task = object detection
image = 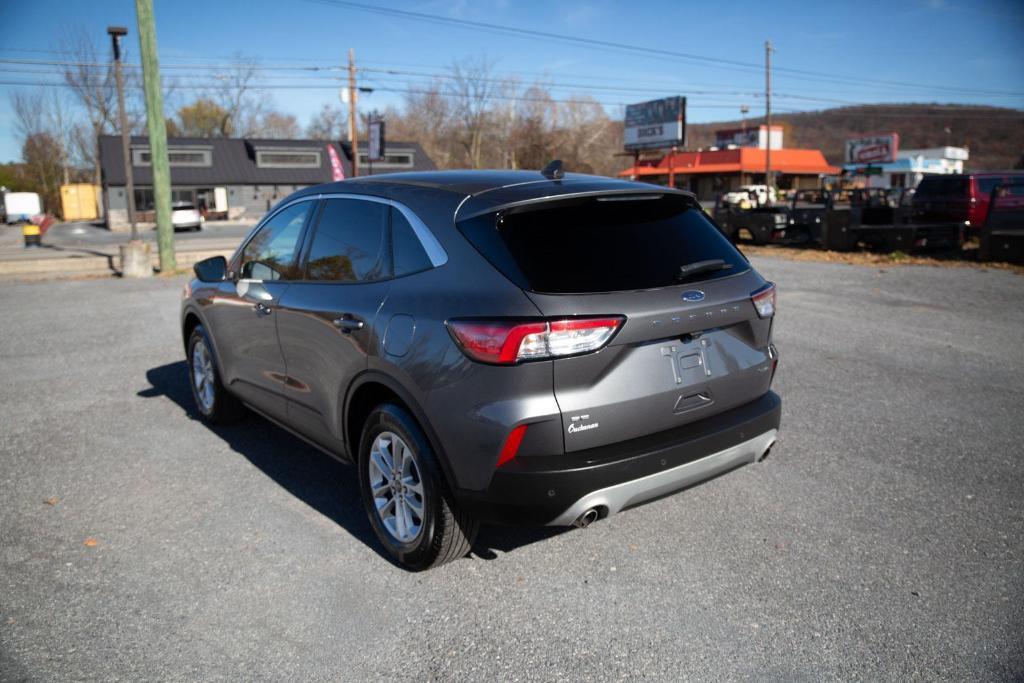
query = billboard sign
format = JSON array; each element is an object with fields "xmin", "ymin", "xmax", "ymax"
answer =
[
  {"xmin": 624, "ymin": 96, "xmax": 686, "ymax": 151},
  {"xmin": 845, "ymin": 133, "xmax": 899, "ymax": 164},
  {"xmin": 715, "ymin": 127, "xmax": 760, "ymax": 148},
  {"xmin": 368, "ymin": 119, "xmax": 386, "ymax": 162}
]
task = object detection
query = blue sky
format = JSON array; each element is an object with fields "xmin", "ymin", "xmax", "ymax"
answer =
[{"xmin": 1, "ymin": 0, "xmax": 1022, "ymax": 162}]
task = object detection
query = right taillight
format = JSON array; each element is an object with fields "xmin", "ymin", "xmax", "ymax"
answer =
[
  {"xmin": 751, "ymin": 283, "xmax": 776, "ymax": 318},
  {"xmin": 447, "ymin": 317, "xmax": 624, "ymax": 365}
]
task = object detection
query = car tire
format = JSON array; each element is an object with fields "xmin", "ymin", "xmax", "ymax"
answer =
[
  {"xmin": 187, "ymin": 324, "xmax": 245, "ymax": 424},
  {"xmin": 358, "ymin": 404, "xmax": 478, "ymax": 570}
]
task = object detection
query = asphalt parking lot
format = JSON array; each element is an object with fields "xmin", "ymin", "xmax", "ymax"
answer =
[{"xmin": 1, "ymin": 257, "xmax": 1022, "ymax": 680}]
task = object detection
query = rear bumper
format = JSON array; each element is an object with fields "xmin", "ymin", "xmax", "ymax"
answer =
[{"xmin": 455, "ymin": 391, "xmax": 781, "ymax": 526}]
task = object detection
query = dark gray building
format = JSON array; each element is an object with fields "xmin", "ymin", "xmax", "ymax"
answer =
[{"xmin": 98, "ymin": 135, "xmax": 436, "ymax": 230}]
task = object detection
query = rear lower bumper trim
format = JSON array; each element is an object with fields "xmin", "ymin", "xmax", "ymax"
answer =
[{"xmin": 547, "ymin": 428, "xmax": 777, "ymax": 526}]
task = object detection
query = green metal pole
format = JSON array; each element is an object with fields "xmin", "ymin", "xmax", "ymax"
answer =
[{"xmin": 135, "ymin": 0, "xmax": 175, "ymax": 271}]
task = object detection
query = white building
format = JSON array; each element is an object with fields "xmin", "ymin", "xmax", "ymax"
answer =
[{"xmin": 843, "ymin": 146, "xmax": 968, "ymax": 189}]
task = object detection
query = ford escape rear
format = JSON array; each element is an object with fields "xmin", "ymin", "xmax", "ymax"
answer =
[{"xmin": 181, "ymin": 169, "xmax": 781, "ymax": 570}]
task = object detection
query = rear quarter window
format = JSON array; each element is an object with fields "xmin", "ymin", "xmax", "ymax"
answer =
[
  {"xmin": 458, "ymin": 194, "xmax": 748, "ymax": 294},
  {"xmin": 915, "ymin": 177, "xmax": 968, "ymax": 198}
]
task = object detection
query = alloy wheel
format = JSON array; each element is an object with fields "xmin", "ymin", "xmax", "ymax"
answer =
[
  {"xmin": 191, "ymin": 338, "xmax": 216, "ymax": 413},
  {"xmin": 368, "ymin": 431, "xmax": 425, "ymax": 543}
]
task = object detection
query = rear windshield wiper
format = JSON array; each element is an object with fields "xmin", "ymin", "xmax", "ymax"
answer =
[{"xmin": 675, "ymin": 259, "xmax": 732, "ymax": 283}]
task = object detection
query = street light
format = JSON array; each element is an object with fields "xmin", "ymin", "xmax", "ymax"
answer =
[{"xmin": 108, "ymin": 25, "xmax": 138, "ymax": 243}]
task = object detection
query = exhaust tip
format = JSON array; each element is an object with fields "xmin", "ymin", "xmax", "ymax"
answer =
[
  {"xmin": 573, "ymin": 508, "xmax": 600, "ymax": 529},
  {"xmin": 758, "ymin": 444, "xmax": 774, "ymax": 463}
]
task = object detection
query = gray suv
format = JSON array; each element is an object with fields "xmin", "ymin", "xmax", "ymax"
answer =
[{"xmin": 181, "ymin": 169, "xmax": 781, "ymax": 570}]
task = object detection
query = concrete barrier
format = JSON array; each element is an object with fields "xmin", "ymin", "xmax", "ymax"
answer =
[{"xmin": 0, "ymin": 248, "xmax": 235, "ymax": 279}]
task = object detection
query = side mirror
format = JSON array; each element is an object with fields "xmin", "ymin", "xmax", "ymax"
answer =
[{"xmin": 194, "ymin": 255, "xmax": 227, "ymax": 282}]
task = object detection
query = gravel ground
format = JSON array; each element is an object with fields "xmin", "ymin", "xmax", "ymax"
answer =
[{"xmin": 1, "ymin": 257, "xmax": 1021, "ymax": 681}]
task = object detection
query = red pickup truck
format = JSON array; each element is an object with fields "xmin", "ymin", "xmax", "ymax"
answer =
[{"xmin": 911, "ymin": 172, "xmax": 1024, "ymax": 228}]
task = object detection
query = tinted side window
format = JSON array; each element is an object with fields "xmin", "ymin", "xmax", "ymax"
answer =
[
  {"xmin": 239, "ymin": 201, "xmax": 310, "ymax": 280},
  {"xmin": 977, "ymin": 177, "xmax": 1002, "ymax": 195},
  {"xmin": 392, "ymin": 208, "xmax": 433, "ymax": 276},
  {"xmin": 305, "ymin": 198, "xmax": 388, "ymax": 282}
]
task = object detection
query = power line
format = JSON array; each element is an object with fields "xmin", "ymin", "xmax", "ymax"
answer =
[
  {"xmin": 300, "ymin": 0, "xmax": 1024, "ymax": 98},
  {"xmin": 3, "ymin": 77, "xmax": 1022, "ymax": 121},
  {"xmin": 6, "ymin": 58, "xmax": 1022, "ymax": 112},
  {"xmin": 6, "ymin": 56, "xmax": 1024, "ymax": 111}
]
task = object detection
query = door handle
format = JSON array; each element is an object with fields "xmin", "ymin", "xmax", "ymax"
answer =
[
  {"xmin": 255, "ymin": 301, "xmax": 273, "ymax": 317},
  {"xmin": 333, "ymin": 315, "xmax": 365, "ymax": 332}
]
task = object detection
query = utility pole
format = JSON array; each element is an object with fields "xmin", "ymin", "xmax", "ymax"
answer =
[
  {"xmin": 135, "ymin": 0, "xmax": 175, "ymax": 271},
  {"xmin": 764, "ymin": 40, "xmax": 773, "ymax": 199},
  {"xmin": 108, "ymin": 26, "xmax": 137, "ymax": 241},
  {"xmin": 348, "ymin": 49, "xmax": 359, "ymax": 178}
]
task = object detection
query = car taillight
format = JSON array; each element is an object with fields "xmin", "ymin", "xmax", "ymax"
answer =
[
  {"xmin": 751, "ymin": 283, "xmax": 776, "ymax": 318},
  {"xmin": 447, "ymin": 317, "xmax": 624, "ymax": 365}
]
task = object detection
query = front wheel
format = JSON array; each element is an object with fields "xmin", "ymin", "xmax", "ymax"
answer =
[
  {"xmin": 187, "ymin": 324, "xmax": 244, "ymax": 424},
  {"xmin": 358, "ymin": 404, "xmax": 478, "ymax": 570}
]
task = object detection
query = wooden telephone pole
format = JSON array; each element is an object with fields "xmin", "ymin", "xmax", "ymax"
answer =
[
  {"xmin": 135, "ymin": 0, "xmax": 175, "ymax": 271},
  {"xmin": 348, "ymin": 49, "xmax": 359, "ymax": 178},
  {"xmin": 764, "ymin": 40, "xmax": 774, "ymax": 198}
]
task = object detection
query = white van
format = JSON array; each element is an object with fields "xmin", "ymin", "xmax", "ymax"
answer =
[{"xmin": 3, "ymin": 192, "xmax": 42, "ymax": 223}]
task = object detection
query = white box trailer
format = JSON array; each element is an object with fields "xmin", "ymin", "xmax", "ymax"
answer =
[{"xmin": 3, "ymin": 192, "xmax": 42, "ymax": 223}]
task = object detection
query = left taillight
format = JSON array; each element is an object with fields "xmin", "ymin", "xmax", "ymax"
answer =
[
  {"xmin": 751, "ymin": 283, "xmax": 776, "ymax": 318},
  {"xmin": 447, "ymin": 316, "xmax": 624, "ymax": 365}
]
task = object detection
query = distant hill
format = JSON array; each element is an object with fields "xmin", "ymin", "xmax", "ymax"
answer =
[{"xmin": 684, "ymin": 104, "xmax": 1024, "ymax": 171}]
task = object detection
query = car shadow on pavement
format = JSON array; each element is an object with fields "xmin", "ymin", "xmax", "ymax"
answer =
[{"xmin": 139, "ymin": 361, "xmax": 566, "ymax": 567}]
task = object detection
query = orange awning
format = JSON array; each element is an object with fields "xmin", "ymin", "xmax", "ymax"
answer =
[{"xmin": 620, "ymin": 147, "xmax": 838, "ymax": 177}]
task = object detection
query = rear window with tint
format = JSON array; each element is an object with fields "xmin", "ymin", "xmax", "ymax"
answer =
[
  {"xmin": 457, "ymin": 194, "xmax": 748, "ymax": 293},
  {"xmin": 915, "ymin": 176, "xmax": 968, "ymax": 198}
]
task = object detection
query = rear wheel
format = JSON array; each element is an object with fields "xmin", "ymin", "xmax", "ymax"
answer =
[
  {"xmin": 358, "ymin": 404, "xmax": 478, "ymax": 570},
  {"xmin": 187, "ymin": 324, "xmax": 244, "ymax": 423}
]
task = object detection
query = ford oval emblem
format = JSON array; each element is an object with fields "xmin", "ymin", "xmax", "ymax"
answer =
[{"xmin": 681, "ymin": 290, "xmax": 705, "ymax": 303}]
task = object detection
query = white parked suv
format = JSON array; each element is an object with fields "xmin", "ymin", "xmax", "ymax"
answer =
[{"xmin": 171, "ymin": 202, "xmax": 203, "ymax": 231}]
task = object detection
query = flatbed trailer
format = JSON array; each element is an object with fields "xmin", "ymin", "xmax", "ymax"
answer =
[
  {"xmin": 712, "ymin": 198, "xmax": 790, "ymax": 245},
  {"xmin": 818, "ymin": 188, "xmax": 962, "ymax": 253}
]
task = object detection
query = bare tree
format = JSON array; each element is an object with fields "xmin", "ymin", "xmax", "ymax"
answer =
[
  {"xmin": 511, "ymin": 85, "xmax": 557, "ymax": 170},
  {"xmin": 446, "ymin": 57, "xmax": 499, "ymax": 168},
  {"xmin": 385, "ymin": 82, "xmax": 455, "ymax": 168},
  {"xmin": 10, "ymin": 90, "xmax": 47, "ymax": 142},
  {"xmin": 306, "ymin": 103, "xmax": 348, "ymax": 140},
  {"xmin": 254, "ymin": 111, "xmax": 300, "ymax": 139},
  {"xmin": 489, "ymin": 77, "xmax": 521, "ymax": 168},
  {"xmin": 209, "ymin": 55, "xmax": 266, "ymax": 137},
  {"xmin": 554, "ymin": 95, "xmax": 618, "ymax": 175},
  {"xmin": 361, "ymin": 56, "xmax": 623, "ymax": 177},
  {"xmin": 48, "ymin": 91, "xmax": 74, "ymax": 184},
  {"xmin": 57, "ymin": 28, "xmax": 119, "ymax": 186},
  {"xmin": 21, "ymin": 133, "xmax": 65, "ymax": 214}
]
